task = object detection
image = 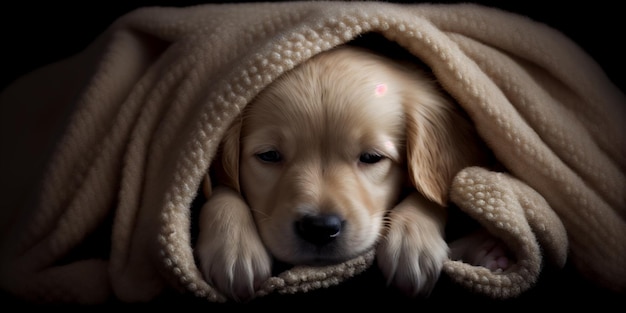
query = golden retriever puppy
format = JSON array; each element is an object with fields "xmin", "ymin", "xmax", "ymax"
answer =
[{"xmin": 195, "ymin": 45, "xmax": 508, "ymax": 302}]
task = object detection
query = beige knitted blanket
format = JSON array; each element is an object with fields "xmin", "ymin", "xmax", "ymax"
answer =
[{"xmin": 1, "ymin": 1, "xmax": 624, "ymax": 304}]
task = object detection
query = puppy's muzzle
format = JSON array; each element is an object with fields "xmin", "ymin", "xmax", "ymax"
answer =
[{"xmin": 295, "ymin": 214, "xmax": 345, "ymax": 246}]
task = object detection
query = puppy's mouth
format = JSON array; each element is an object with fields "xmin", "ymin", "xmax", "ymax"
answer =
[{"xmin": 265, "ymin": 213, "xmax": 377, "ymax": 267}]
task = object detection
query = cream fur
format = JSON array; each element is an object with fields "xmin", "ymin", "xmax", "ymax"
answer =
[{"xmin": 196, "ymin": 46, "xmax": 500, "ymax": 301}]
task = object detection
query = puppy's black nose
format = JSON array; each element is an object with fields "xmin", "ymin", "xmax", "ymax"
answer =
[{"xmin": 295, "ymin": 214, "xmax": 344, "ymax": 246}]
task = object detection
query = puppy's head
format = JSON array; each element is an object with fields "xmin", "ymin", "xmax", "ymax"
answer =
[{"xmin": 211, "ymin": 46, "xmax": 484, "ymax": 266}]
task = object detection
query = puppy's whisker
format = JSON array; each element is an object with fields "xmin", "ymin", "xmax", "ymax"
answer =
[
  {"xmin": 250, "ymin": 208, "xmax": 270, "ymax": 219},
  {"xmin": 250, "ymin": 208, "xmax": 272, "ymax": 225},
  {"xmin": 377, "ymin": 215, "xmax": 394, "ymax": 242}
]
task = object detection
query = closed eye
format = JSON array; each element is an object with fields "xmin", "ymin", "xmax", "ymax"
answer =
[
  {"xmin": 256, "ymin": 150, "xmax": 282, "ymax": 163},
  {"xmin": 359, "ymin": 152, "xmax": 385, "ymax": 164}
]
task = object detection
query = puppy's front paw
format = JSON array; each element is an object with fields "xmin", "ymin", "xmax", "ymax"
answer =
[
  {"xmin": 449, "ymin": 228, "xmax": 512, "ymax": 272},
  {"xmin": 377, "ymin": 194, "xmax": 448, "ymax": 297},
  {"xmin": 195, "ymin": 187, "xmax": 272, "ymax": 302}
]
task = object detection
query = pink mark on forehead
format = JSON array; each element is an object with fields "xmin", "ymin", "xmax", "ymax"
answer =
[
  {"xmin": 375, "ymin": 83, "xmax": 388, "ymax": 97},
  {"xmin": 383, "ymin": 140, "xmax": 395, "ymax": 150},
  {"xmin": 382, "ymin": 139, "xmax": 400, "ymax": 160}
]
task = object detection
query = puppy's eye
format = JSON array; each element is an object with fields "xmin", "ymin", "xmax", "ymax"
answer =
[
  {"xmin": 256, "ymin": 150, "xmax": 282, "ymax": 163},
  {"xmin": 359, "ymin": 152, "xmax": 384, "ymax": 164}
]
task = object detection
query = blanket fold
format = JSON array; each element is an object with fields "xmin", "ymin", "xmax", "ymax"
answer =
[{"xmin": 1, "ymin": 1, "xmax": 624, "ymax": 304}]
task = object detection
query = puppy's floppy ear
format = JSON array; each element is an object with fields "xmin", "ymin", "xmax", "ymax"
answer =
[
  {"xmin": 203, "ymin": 117, "xmax": 242, "ymax": 198},
  {"xmin": 403, "ymin": 84, "xmax": 485, "ymax": 206}
]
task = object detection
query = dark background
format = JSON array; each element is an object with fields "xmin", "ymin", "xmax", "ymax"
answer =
[{"xmin": 1, "ymin": 0, "xmax": 624, "ymax": 309}]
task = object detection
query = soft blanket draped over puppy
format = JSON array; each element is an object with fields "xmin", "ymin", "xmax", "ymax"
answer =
[{"xmin": 0, "ymin": 1, "xmax": 624, "ymax": 304}]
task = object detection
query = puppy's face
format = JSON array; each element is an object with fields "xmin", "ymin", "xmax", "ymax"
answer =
[
  {"xmin": 240, "ymin": 51, "xmax": 407, "ymax": 265},
  {"xmin": 218, "ymin": 46, "xmax": 482, "ymax": 266}
]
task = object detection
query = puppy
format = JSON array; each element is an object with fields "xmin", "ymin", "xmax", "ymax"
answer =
[{"xmin": 195, "ymin": 45, "xmax": 510, "ymax": 301}]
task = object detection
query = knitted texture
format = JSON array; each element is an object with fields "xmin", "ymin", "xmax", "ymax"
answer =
[{"xmin": 0, "ymin": 1, "xmax": 624, "ymax": 304}]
